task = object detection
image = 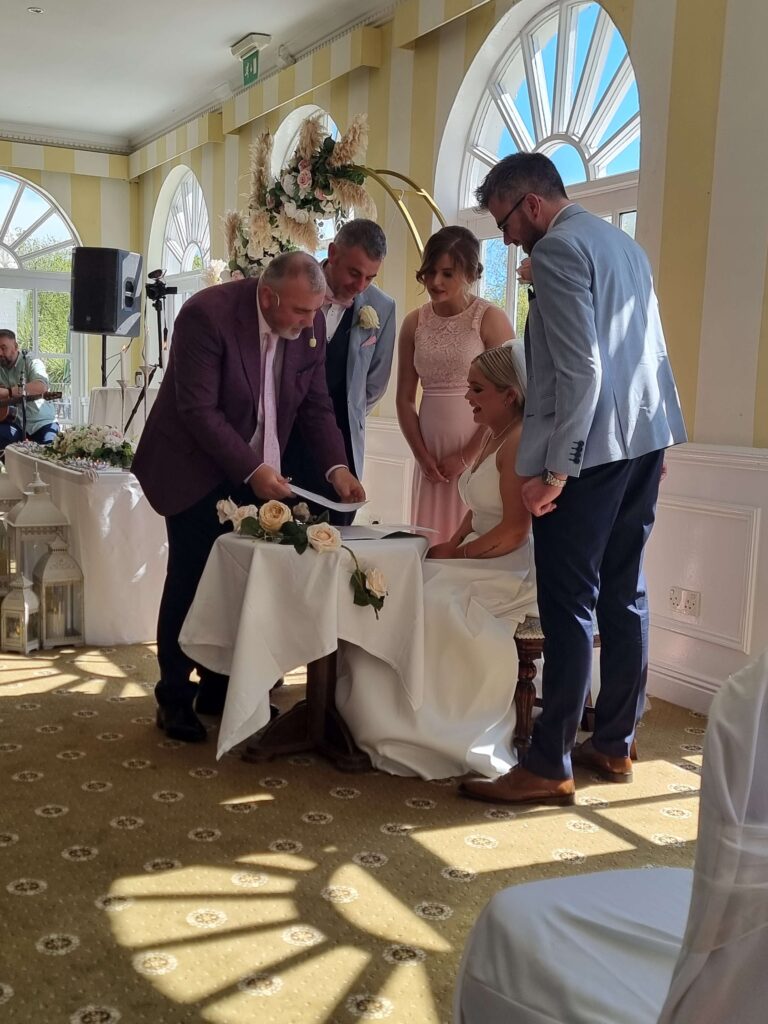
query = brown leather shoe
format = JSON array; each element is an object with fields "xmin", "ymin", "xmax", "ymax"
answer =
[
  {"xmin": 572, "ymin": 738, "xmax": 633, "ymax": 783},
  {"xmin": 459, "ymin": 765, "xmax": 575, "ymax": 806}
]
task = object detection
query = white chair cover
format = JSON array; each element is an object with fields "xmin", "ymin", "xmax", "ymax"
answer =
[
  {"xmin": 453, "ymin": 868, "xmax": 692, "ymax": 1024},
  {"xmin": 454, "ymin": 650, "xmax": 768, "ymax": 1024},
  {"xmin": 656, "ymin": 650, "xmax": 768, "ymax": 1024}
]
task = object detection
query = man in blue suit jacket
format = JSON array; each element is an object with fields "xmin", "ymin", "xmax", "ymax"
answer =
[
  {"xmin": 463, "ymin": 153, "xmax": 687, "ymax": 806},
  {"xmin": 282, "ymin": 219, "xmax": 396, "ymax": 524}
]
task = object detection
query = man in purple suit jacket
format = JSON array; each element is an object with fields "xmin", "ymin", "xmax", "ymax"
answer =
[{"xmin": 133, "ymin": 252, "xmax": 365, "ymax": 742}]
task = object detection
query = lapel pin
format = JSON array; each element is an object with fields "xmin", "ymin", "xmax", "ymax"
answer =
[{"xmin": 309, "ymin": 337, "xmax": 317, "ymax": 348}]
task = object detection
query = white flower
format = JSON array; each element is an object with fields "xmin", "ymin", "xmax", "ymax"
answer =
[
  {"xmin": 231, "ymin": 504, "xmax": 260, "ymax": 530},
  {"xmin": 283, "ymin": 200, "xmax": 311, "ymax": 224},
  {"xmin": 293, "ymin": 502, "xmax": 311, "ymax": 523},
  {"xmin": 357, "ymin": 305, "xmax": 379, "ymax": 331},
  {"xmin": 201, "ymin": 259, "xmax": 227, "ymax": 287},
  {"xmin": 216, "ymin": 498, "xmax": 239, "ymax": 525},
  {"xmin": 306, "ymin": 523, "xmax": 342, "ymax": 553},
  {"xmin": 258, "ymin": 501, "xmax": 293, "ymax": 532},
  {"xmin": 247, "ymin": 239, "xmax": 265, "ymax": 261},
  {"xmin": 364, "ymin": 568, "xmax": 387, "ymax": 599},
  {"xmin": 281, "ymin": 173, "xmax": 297, "ymax": 196}
]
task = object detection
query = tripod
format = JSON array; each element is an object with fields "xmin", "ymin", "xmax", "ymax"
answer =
[{"xmin": 124, "ymin": 276, "xmax": 175, "ymax": 435}]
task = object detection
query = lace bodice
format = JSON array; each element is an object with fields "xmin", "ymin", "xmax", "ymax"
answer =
[{"xmin": 413, "ymin": 297, "xmax": 491, "ymax": 389}]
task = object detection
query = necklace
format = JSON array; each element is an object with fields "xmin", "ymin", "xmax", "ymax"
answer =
[
  {"xmin": 489, "ymin": 423, "xmax": 513, "ymax": 440},
  {"xmin": 469, "ymin": 423, "xmax": 514, "ymax": 474}
]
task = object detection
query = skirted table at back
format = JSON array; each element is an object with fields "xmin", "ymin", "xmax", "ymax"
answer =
[{"xmin": 5, "ymin": 446, "xmax": 167, "ymax": 645}]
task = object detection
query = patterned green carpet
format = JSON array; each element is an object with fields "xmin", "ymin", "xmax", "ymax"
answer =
[{"xmin": 0, "ymin": 645, "xmax": 702, "ymax": 1023}]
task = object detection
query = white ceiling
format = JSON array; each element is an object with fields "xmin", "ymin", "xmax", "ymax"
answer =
[{"xmin": 2, "ymin": 0, "xmax": 392, "ymax": 151}]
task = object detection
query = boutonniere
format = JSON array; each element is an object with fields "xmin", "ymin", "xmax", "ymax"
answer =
[
  {"xmin": 356, "ymin": 305, "xmax": 379, "ymax": 331},
  {"xmin": 308, "ymin": 337, "xmax": 317, "ymax": 348}
]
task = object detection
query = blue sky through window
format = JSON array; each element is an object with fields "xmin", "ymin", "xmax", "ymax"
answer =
[{"xmin": 483, "ymin": 1, "xmax": 639, "ymax": 180}]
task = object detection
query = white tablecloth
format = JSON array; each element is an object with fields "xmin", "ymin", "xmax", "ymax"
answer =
[
  {"xmin": 5, "ymin": 446, "xmax": 167, "ymax": 646},
  {"xmin": 180, "ymin": 533, "xmax": 428, "ymax": 758},
  {"xmin": 88, "ymin": 386, "xmax": 160, "ymax": 442}
]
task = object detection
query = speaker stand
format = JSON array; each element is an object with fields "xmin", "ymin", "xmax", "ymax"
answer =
[{"xmin": 101, "ymin": 334, "xmax": 108, "ymax": 387}]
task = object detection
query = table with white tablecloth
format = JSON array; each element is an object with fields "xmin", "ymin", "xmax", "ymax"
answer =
[
  {"xmin": 180, "ymin": 532, "xmax": 428, "ymax": 761},
  {"xmin": 5, "ymin": 446, "xmax": 167, "ymax": 646},
  {"xmin": 88, "ymin": 386, "xmax": 160, "ymax": 442}
]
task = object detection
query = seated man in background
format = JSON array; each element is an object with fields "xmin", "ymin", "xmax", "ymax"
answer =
[{"xmin": 0, "ymin": 329, "xmax": 59, "ymax": 450}]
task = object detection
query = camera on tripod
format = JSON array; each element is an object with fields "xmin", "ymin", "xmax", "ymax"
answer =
[{"xmin": 145, "ymin": 268, "xmax": 177, "ymax": 303}]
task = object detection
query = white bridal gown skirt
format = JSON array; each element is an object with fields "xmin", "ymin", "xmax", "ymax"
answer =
[{"xmin": 336, "ymin": 540, "xmax": 538, "ymax": 780}]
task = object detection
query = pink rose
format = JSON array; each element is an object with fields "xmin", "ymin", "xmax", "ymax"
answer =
[
  {"xmin": 296, "ymin": 168, "xmax": 312, "ymax": 191},
  {"xmin": 299, "ymin": 159, "xmax": 311, "ymax": 172}
]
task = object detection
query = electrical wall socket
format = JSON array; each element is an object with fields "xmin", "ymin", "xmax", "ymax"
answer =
[{"xmin": 669, "ymin": 586, "xmax": 701, "ymax": 618}]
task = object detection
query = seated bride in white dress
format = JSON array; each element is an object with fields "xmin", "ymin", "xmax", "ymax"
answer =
[{"xmin": 336, "ymin": 341, "xmax": 537, "ymax": 779}]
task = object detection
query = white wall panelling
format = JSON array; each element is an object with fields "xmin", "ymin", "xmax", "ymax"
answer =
[{"xmin": 645, "ymin": 443, "xmax": 768, "ymax": 710}]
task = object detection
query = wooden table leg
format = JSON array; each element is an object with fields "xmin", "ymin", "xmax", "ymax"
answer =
[
  {"xmin": 513, "ymin": 654, "xmax": 538, "ymax": 754},
  {"xmin": 242, "ymin": 651, "xmax": 371, "ymax": 773}
]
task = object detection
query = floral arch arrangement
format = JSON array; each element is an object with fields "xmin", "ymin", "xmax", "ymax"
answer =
[{"xmin": 224, "ymin": 114, "xmax": 376, "ymax": 278}]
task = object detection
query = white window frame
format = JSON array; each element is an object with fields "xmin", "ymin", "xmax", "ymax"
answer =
[
  {"xmin": 460, "ymin": 172, "xmax": 638, "ymax": 325},
  {"xmin": 0, "ymin": 172, "xmax": 84, "ymax": 424}
]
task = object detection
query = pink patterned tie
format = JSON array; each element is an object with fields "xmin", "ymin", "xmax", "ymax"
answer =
[{"xmin": 260, "ymin": 331, "xmax": 281, "ymax": 473}]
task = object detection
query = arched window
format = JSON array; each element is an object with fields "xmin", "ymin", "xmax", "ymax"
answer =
[
  {"xmin": 0, "ymin": 172, "xmax": 81, "ymax": 423},
  {"xmin": 162, "ymin": 170, "xmax": 210, "ymax": 312},
  {"xmin": 448, "ymin": 0, "xmax": 640, "ymax": 336},
  {"xmin": 272, "ymin": 105, "xmax": 343, "ymax": 260},
  {"xmin": 146, "ymin": 169, "xmax": 211, "ymax": 361}
]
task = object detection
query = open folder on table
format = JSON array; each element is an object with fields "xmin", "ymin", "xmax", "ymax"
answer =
[{"xmin": 339, "ymin": 523, "xmax": 438, "ymax": 541}]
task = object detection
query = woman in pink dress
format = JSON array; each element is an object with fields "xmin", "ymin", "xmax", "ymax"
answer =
[{"xmin": 396, "ymin": 226, "xmax": 514, "ymax": 543}]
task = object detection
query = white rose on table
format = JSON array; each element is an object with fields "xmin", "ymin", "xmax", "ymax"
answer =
[
  {"xmin": 306, "ymin": 523, "xmax": 342, "ymax": 553},
  {"xmin": 216, "ymin": 498, "xmax": 240, "ymax": 525},
  {"xmin": 356, "ymin": 305, "xmax": 379, "ymax": 331},
  {"xmin": 258, "ymin": 500, "xmax": 293, "ymax": 532},
  {"xmin": 231, "ymin": 504, "xmax": 260, "ymax": 530},
  {"xmin": 365, "ymin": 567, "xmax": 387, "ymax": 599}
]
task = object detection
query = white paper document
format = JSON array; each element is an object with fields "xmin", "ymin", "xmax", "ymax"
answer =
[{"xmin": 289, "ymin": 483, "xmax": 367, "ymax": 513}]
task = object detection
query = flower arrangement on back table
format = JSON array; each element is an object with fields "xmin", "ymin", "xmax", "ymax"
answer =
[
  {"xmin": 26, "ymin": 425, "xmax": 134, "ymax": 470},
  {"xmin": 216, "ymin": 498, "xmax": 387, "ymax": 618},
  {"xmin": 223, "ymin": 113, "xmax": 377, "ymax": 277}
]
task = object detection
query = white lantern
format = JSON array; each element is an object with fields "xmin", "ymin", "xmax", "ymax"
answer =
[
  {"xmin": 33, "ymin": 537, "xmax": 84, "ymax": 648},
  {"xmin": 0, "ymin": 516, "xmax": 10, "ymax": 583},
  {"xmin": 1, "ymin": 575, "xmax": 40, "ymax": 654},
  {"xmin": 0, "ymin": 469, "xmax": 23, "ymax": 515},
  {"xmin": 0, "ymin": 467, "xmax": 22, "ymax": 595},
  {"xmin": 5, "ymin": 470, "xmax": 69, "ymax": 578}
]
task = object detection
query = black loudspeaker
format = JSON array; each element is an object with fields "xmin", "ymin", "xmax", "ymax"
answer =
[{"xmin": 69, "ymin": 247, "xmax": 143, "ymax": 337}]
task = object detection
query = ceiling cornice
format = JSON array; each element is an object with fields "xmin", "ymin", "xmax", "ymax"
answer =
[{"xmin": 0, "ymin": 121, "xmax": 130, "ymax": 155}]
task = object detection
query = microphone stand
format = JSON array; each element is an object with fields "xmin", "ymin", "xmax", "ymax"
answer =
[{"xmin": 19, "ymin": 350, "xmax": 28, "ymax": 441}]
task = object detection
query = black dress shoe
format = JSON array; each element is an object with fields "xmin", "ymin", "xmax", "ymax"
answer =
[{"xmin": 156, "ymin": 703, "xmax": 207, "ymax": 743}]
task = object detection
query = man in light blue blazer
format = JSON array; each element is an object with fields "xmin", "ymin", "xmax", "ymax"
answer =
[
  {"xmin": 462, "ymin": 153, "xmax": 687, "ymax": 806},
  {"xmin": 282, "ymin": 219, "xmax": 396, "ymax": 524}
]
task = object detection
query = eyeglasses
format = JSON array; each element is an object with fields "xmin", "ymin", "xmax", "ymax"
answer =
[{"xmin": 496, "ymin": 193, "xmax": 528, "ymax": 234}]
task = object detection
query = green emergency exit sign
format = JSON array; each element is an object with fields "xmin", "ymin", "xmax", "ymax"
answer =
[{"xmin": 242, "ymin": 51, "xmax": 259, "ymax": 87}]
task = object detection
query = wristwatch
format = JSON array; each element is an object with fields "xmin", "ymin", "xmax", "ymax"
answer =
[{"xmin": 542, "ymin": 469, "xmax": 567, "ymax": 487}]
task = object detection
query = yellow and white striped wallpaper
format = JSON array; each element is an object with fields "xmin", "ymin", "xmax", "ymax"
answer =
[{"xmin": 2, "ymin": 0, "xmax": 767, "ymax": 445}]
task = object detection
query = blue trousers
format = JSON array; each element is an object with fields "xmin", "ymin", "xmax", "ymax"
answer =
[
  {"xmin": 0, "ymin": 420, "xmax": 60, "ymax": 449},
  {"xmin": 525, "ymin": 449, "xmax": 665, "ymax": 780}
]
